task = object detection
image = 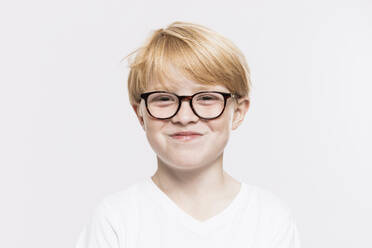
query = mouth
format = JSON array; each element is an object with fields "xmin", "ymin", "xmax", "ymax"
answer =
[{"xmin": 169, "ymin": 132, "xmax": 204, "ymax": 142}]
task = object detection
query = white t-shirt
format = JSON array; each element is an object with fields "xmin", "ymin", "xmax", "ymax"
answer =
[{"xmin": 76, "ymin": 178, "xmax": 301, "ymax": 248}]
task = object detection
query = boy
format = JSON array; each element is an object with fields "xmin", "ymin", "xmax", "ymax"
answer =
[{"xmin": 76, "ymin": 21, "xmax": 301, "ymax": 248}]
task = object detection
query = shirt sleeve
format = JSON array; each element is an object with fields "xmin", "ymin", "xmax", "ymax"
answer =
[
  {"xmin": 269, "ymin": 210, "xmax": 301, "ymax": 248},
  {"xmin": 75, "ymin": 200, "xmax": 121, "ymax": 248}
]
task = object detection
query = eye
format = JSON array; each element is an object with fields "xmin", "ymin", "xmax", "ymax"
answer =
[
  {"xmin": 199, "ymin": 95, "xmax": 216, "ymax": 100},
  {"xmin": 148, "ymin": 93, "xmax": 177, "ymax": 105},
  {"xmin": 154, "ymin": 96, "xmax": 173, "ymax": 102},
  {"xmin": 196, "ymin": 93, "xmax": 220, "ymax": 101}
]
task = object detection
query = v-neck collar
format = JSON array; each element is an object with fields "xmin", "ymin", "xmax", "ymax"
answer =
[{"xmin": 145, "ymin": 177, "xmax": 248, "ymax": 236}]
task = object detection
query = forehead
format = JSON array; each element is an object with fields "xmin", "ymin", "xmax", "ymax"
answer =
[
  {"xmin": 147, "ymin": 66, "xmax": 229, "ymax": 93},
  {"xmin": 148, "ymin": 81, "xmax": 228, "ymax": 93}
]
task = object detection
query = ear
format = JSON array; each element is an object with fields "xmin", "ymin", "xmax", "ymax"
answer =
[
  {"xmin": 231, "ymin": 97, "xmax": 250, "ymax": 130},
  {"xmin": 132, "ymin": 102, "xmax": 146, "ymax": 131}
]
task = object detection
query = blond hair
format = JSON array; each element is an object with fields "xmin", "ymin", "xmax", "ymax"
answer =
[{"xmin": 124, "ymin": 21, "xmax": 252, "ymax": 105}]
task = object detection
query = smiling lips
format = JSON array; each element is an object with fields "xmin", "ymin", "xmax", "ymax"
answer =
[{"xmin": 170, "ymin": 131, "xmax": 203, "ymax": 141}]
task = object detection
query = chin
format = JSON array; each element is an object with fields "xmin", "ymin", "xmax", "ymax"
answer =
[{"xmin": 159, "ymin": 155, "xmax": 209, "ymax": 171}]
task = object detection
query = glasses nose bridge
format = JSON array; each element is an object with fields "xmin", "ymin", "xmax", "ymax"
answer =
[
  {"xmin": 174, "ymin": 95, "xmax": 196, "ymax": 117},
  {"xmin": 178, "ymin": 95, "xmax": 194, "ymax": 108},
  {"xmin": 178, "ymin": 95, "xmax": 193, "ymax": 102}
]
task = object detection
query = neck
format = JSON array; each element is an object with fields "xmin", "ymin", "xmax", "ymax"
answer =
[{"xmin": 151, "ymin": 153, "xmax": 236, "ymax": 199}]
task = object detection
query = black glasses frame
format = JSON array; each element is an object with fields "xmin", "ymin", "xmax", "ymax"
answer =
[{"xmin": 140, "ymin": 91, "xmax": 238, "ymax": 120}]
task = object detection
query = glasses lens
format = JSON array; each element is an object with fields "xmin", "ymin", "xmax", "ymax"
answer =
[
  {"xmin": 192, "ymin": 92, "xmax": 225, "ymax": 118},
  {"xmin": 147, "ymin": 92, "xmax": 179, "ymax": 118}
]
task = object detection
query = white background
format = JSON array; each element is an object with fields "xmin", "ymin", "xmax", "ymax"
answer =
[{"xmin": 1, "ymin": 0, "xmax": 371, "ymax": 247}]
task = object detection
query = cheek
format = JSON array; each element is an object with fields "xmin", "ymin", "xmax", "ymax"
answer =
[
  {"xmin": 143, "ymin": 118, "xmax": 168, "ymax": 150},
  {"xmin": 208, "ymin": 106, "xmax": 234, "ymax": 134},
  {"xmin": 204, "ymin": 112, "xmax": 233, "ymax": 151}
]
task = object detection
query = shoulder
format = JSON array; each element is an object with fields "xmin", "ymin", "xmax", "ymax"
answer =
[
  {"xmin": 100, "ymin": 179, "xmax": 145, "ymax": 210},
  {"xmin": 76, "ymin": 182, "xmax": 146, "ymax": 248},
  {"xmin": 92, "ymin": 179, "xmax": 146, "ymax": 222},
  {"xmin": 246, "ymin": 183, "xmax": 292, "ymax": 214},
  {"xmin": 243, "ymin": 183, "xmax": 295, "ymax": 228},
  {"xmin": 242, "ymin": 183, "xmax": 301, "ymax": 246}
]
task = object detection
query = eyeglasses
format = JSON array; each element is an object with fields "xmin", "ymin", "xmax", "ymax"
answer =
[{"xmin": 140, "ymin": 91, "xmax": 238, "ymax": 120}]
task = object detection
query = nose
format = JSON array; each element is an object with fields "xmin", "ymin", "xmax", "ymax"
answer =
[{"xmin": 170, "ymin": 99, "xmax": 199, "ymax": 124}]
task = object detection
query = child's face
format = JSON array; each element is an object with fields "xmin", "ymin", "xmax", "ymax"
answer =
[{"xmin": 132, "ymin": 74, "xmax": 249, "ymax": 171}]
